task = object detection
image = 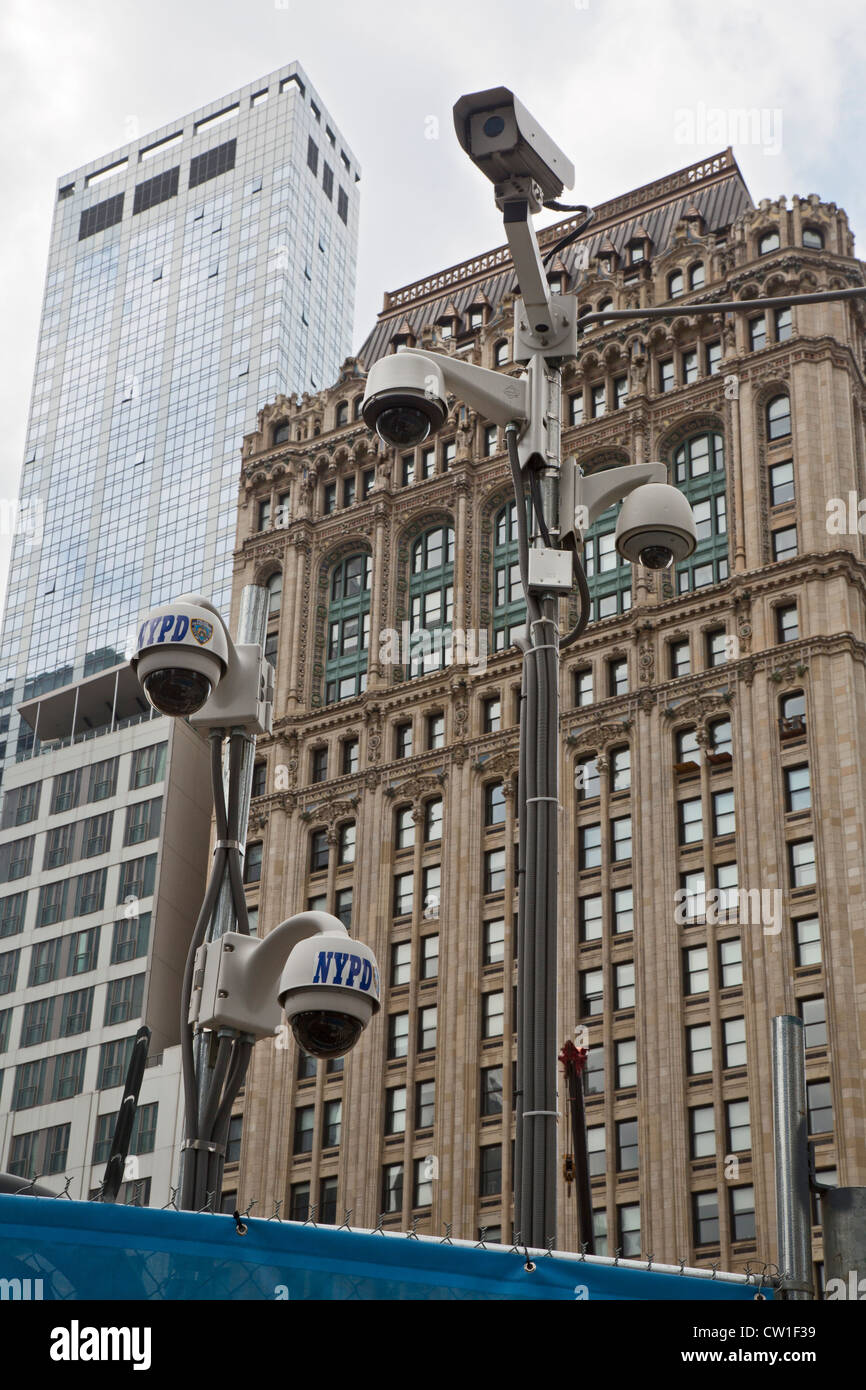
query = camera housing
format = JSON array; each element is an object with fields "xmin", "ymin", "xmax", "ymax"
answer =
[
  {"xmin": 279, "ymin": 933, "xmax": 381, "ymax": 1059},
  {"xmin": 615, "ymin": 482, "xmax": 698, "ymax": 569},
  {"xmin": 362, "ymin": 352, "xmax": 448, "ymax": 447},
  {"xmin": 131, "ymin": 596, "xmax": 229, "ymax": 717},
  {"xmin": 453, "ymin": 86, "xmax": 575, "ymax": 206}
]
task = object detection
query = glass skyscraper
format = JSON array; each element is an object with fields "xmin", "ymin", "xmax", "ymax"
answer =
[{"xmin": 0, "ymin": 61, "xmax": 360, "ymax": 771}]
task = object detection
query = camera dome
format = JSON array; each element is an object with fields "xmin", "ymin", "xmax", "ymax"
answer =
[
  {"xmin": 637, "ymin": 544, "xmax": 675, "ymax": 571},
  {"xmin": 291, "ymin": 1010, "xmax": 364, "ymax": 1059},
  {"xmin": 374, "ymin": 401, "xmax": 434, "ymax": 448},
  {"xmin": 142, "ymin": 667, "xmax": 213, "ymax": 717}
]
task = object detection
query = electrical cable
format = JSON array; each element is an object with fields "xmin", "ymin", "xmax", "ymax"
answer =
[
  {"xmin": 541, "ymin": 207, "xmax": 596, "ymax": 267},
  {"xmin": 559, "ymin": 550, "xmax": 591, "ymax": 650},
  {"xmin": 528, "ymin": 468, "xmax": 552, "ymax": 547}
]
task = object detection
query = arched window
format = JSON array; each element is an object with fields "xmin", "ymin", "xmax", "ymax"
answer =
[
  {"xmin": 582, "ymin": 467, "xmax": 632, "ymax": 622},
  {"xmin": 672, "ymin": 433, "xmax": 728, "ymax": 594},
  {"xmin": 325, "ymin": 554, "xmax": 371, "ymax": 703},
  {"xmin": 759, "ymin": 230, "xmax": 780, "ymax": 255},
  {"xmin": 273, "ymin": 422, "xmax": 290, "ymax": 445},
  {"xmin": 266, "ymin": 571, "xmax": 282, "ymax": 618},
  {"xmin": 408, "ymin": 526, "xmax": 454, "ymax": 677},
  {"xmin": 494, "ymin": 339, "xmax": 509, "ymax": 367},
  {"xmin": 353, "ymin": 395, "xmax": 363, "ymax": 420},
  {"xmin": 668, "ymin": 270, "xmax": 684, "ymax": 299},
  {"xmin": 493, "ymin": 500, "xmax": 527, "ymax": 651},
  {"xmin": 335, "ymin": 401, "xmax": 349, "ymax": 427},
  {"xmin": 689, "ymin": 263, "xmax": 705, "ymax": 290},
  {"xmin": 779, "ymin": 690, "xmax": 806, "ymax": 738},
  {"xmin": 767, "ymin": 394, "xmax": 791, "ymax": 441},
  {"xmin": 802, "ymin": 227, "xmax": 824, "ymax": 250}
]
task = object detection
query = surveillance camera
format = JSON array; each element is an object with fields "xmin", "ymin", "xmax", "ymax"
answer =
[
  {"xmin": 278, "ymin": 932, "xmax": 381, "ymax": 1059},
  {"xmin": 453, "ymin": 86, "xmax": 574, "ymax": 204},
  {"xmin": 614, "ymin": 482, "xmax": 697, "ymax": 569},
  {"xmin": 362, "ymin": 352, "xmax": 448, "ymax": 448},
  {"xmin": 131, "ymin": 596, "xmax": 228, "ymax": 717}
]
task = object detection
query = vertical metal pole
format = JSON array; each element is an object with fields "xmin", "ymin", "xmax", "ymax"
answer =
[
  {"xmin": 187, "ymin": 584, "xmax": 269, "ymax": 1192},
  {"xmin": 821, "ymin": 1188, "xmax": 866, "ymax": 1297},
  {"xmin": 772, "ymin": 1015, "xmax": 814, "ymax": 1299},
  {"xmin": 515, "ymin": 359, "xmax": 562, "ymax": 1250}
]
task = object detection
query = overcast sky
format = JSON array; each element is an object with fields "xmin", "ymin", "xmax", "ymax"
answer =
[{"xmin": 1, "ymin": 0, "xmax": 864, "ymax": 614}]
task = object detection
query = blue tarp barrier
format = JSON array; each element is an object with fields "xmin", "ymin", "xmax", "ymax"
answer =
[{"xmin": 0, "ymin": 1195, "xmax": 769, "ymax": 1300}]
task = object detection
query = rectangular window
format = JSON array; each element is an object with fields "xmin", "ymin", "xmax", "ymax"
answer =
[
  {"xmin": 417, "ymin": 1005, "xmax": 437, "ymax": 1053},
  {"xmin": 773, "ymin": 525, "xmax": 798, "ymax": 561},
  {"xmin": 0, "ymin": 890, "xmax": 27, "ymax": 938},
  {"xmin": 188, "ymin": 138, "xmax": 236, "ymax": 188},
  {"xmin": 76, "ymin": 867, "xmax": 107, "ymax": 916},
  {"xmin": 104, "ymin": 973, "xmax": 144, "ymax": 1026},
  {"xmin": 37, "ymin": 879, "xmax": 68, "ymax": 928},
  {"xmin": 777, "ymin": 604, "xmax": 799, "ymax": 643},
  {"xmin": 480, "ymin": 1065, "xmax": 503, "ymax": 1117},
  {"xmin": 123, "ymin": 799, "xmax": 162, "ymax": 849},
  {"xmin": 569, "ymin": 393, "xmax": 585, "ymax": 426},
  {"xmin": 690, "ymin": 1105, "xmax": 716, "ymax": 1159},
  {"xmin": 574, "ymin": 668, "xmax": 593, "ymax": 706},
  {"xmin": 684, "ymin": 945, "xmax": 709, "ymax": 996},
  {"xmin": 386, "ymin": 1085, "xmax": 407, "ymax": 1135},
  {"xmin": 723, "ymin": 1016, "xmax": 747, "ymax": 1069},
  {"xmin": 789, "ymin": 839, "xmax": 816, "ymax": 888},
  {"xmin": 579, "ymin": 824, "xmax": 601, "ymax": 871},
  {"xmin": 687, "ymin": 1024, "xmax": 712, "ymax": 1075},
  {"xmin": 482, "ymin": 990, "xmax": 504, "ymax": 1038},
  {"xmin": 412, "ymin": 1156, "xmax": 433, "ymax": 1208},
  {"xmin": 670, "ymin": 640, "xmax": 691, "ymax": 678},
  {"xmin": 712, "ymin": 789, "xmax": 735, "ymax": 837},
  {"xmin": 130, "ymin": 744, "xmax": 166, "ymax": 791},
  {"xmin": 97, "ymin": 1036, "xmax": 134, "ymax": 1089},
  {"xmin": 111, "ymin": 913, "xmax": 150, "ymax": 964},
  {"xmin": 659, "ymin": 359, "xmax": 675, "ymax": 392},
  {"xmin": 794, "ymin": 916, "xmax": 821, "ymax": 967},
  {"xmin": 679, "ymin": 797, "xmax": 703, "ymax": 845},
  {"xmin": 579, "ymin": 895, "xmax": 602, "ymax": 943},
  {"xmin": 390, "ymin": 941, "xmax": 411, "ymax": 988},
  {"xmin": 749, "ymin": 316, "xmax": 767, "ymax": 351},
  {"xmin": 616, "ymin": 1118, "xmax": 638, "ymax": 1172},
  {"xmin": 718, "ymin": 937, "xmax": 743, "ymax": 988},
  {"xmin": 293, "ymin": 1104, "xmax": 314, "ymax": 1154},
  {"xmin": 322, "ymin": 1098, "xmax": 342, "ymax": 1148},
  {"xmin": 427, "ymin": 714, "xmax": 445, "ymax": 750},
  {"xmin": 615, "ymin": 1038, "xmax": 636, "ymax": 1089},
  {"xmin": 726, "ymin": 1098, "xmax": 751, "ymax": 1152},
  {"xmin": 484, "ymin": 848, "xmax": 506, "ymax": 894},
  {"xmin": 770, "ymin": 461, "xmax": 794, "ymax": 506},
  {"xmin": 479, "ymin": 1144, "xmax": 502, "ymax": 1197},
  {"xmin": 60, "ymin": 986, "xmax": 93, "ymax": 1036},
  {"xmin": 483, "ymin": 917, "xmax": 505, "ymax": 964},
  {"xmin": 613, "ymin": 887, "xmax": 634, "ymax": 934},
  {"xmin": 706, "ymin": 340, "xmax": 722, "ymax": 375},
  {"xmin": 421, "ymin": 933, "xmax": 439, "ymax": 980},
  {"xmin": 117, "ymin": 856, "xmax": 156, "ymax": 904},
  {"xmin": 395, "ymin": 722, "xmax": 413, "ymax": 758},
  {"xmin": 611, "ymin": 816, "xmax": 632, "ymax": 862},
  {"xmin": 78, "ymin": 192, "xmax": 124, "ymax": 240},
  {"xmin": 388, "ymin": 1012, "xmax": 409, "ymax": 1059},
  {"xmin": 683, "ymin": 350, "xmax": 699, "ymax": 383},
  {"xmin": 615, "ymin": 961, "xmax": 635, "ymax": 1010},
  {"xmin": 807, "ymin": 1079, "xmax": 833, "ymax": 1134},
  {"xmin": 608, "ymin": 660, "xmax": 628, "ymax": 696},
  {"xmin": 394, "ymin": 872, "xmax": 414, "ymax": 917},
  {"xmin": 799, "ymin": 996, "xmax": 827, "ymax": 1049},
  {"xmin": 382, "ymin": 1163, "xmax": 403, "ymax": 1213},
  {"xmin": 693, "ymin": 1191, "xmax": 720, "ymax": 1246},
  {"xmin": 729, "ymin": 1185, "xmax": 756, "ymax": 1242},
  {"xmin": 580, "ymin": 969, "xmax": 603, "ymax": 1018},
  {"xmin": 617, "ymin": 1203, "xmax": 641, "ymax": 1257}
]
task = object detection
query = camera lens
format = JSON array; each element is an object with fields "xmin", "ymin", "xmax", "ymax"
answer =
[
  {"xmin": 483, "ymin": 115, "xmax": 506, "ymax": 137},
  {"xmin": 291, "ymin": 1011, "xmax": 364, "ymax": 1059},
  {"xmin": 638, "ymin": 545, "xmax": 674, "ymax": 571},
  {"xmin": 142, "ymin": 667, "xmax": 212, "ymax": 716},
  {"xmin": 376, "ymin": 406, "xmax": 431, "ymax": 448}
]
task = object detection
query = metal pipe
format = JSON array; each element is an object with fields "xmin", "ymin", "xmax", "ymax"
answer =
[
  {"xmin": 820, "ymin": 1188, "xmax": 866, "ymax": 1299},
  {"xmin": 771, "ymin": 1015, "xmax": 814, "ymax": 1299},
  {"xmin": 579, "ymin": 284, "xmax": 866, "ymax": 326}
]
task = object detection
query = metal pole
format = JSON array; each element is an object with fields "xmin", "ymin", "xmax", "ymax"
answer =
[
  {"xmin": 772, "ymin": 1015, "xmax": 814, "ymax": 1299},
  {"xmin": 186, "ymin": 584, "xmax": 268, "ymax": 1201},
  {"xmin": 820, "ymin": 1188, "xmax": 866, "ymax": 1298},
  {"xmin": 514, "ymin": 361, "xmax": 562, "ymax": 1250}
]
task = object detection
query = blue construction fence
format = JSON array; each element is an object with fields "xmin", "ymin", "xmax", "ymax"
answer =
[{"xmin": 0, "ymin": 1194, "xmax": 773, "ymax": 1300}]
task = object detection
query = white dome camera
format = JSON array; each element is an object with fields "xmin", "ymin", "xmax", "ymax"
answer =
[
  {"xmin": 278, "ymin": 931, "xmax": 381, "ymax": 1059},
  {"xmin": 361, "ymin": 352, "xmax": 448, "ymax": 448},
  {"xmin": 615, "ymin": 482, "xmax": 698, "ymax": 571},
  {"xmin": 131, "ymin": 595, "xmax": 228, "ymax": 717}
]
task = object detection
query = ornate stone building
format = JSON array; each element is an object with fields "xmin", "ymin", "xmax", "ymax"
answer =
[{"xmin": 224, "ymin": 148, "xmax": 866, "ymax": 1283}]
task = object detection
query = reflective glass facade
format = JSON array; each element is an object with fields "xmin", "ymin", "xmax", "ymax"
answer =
[{"xmin": 0, "ymin": 62, "xmax": 360, "ymax": 770}]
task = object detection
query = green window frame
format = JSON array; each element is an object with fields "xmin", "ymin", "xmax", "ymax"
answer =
[
  {"xmin": 493, "ymin": 500, "xmax": 527, "ymax": 651},
  {"xmin": 325, "ymin": 554, "xmax": 371, "ymax": 704},
  {"xmin": 672, "ymin": 433, "xmax": 729, "ymax": 594},
  {"xmin": 408, "ymin": 526, "xmax": 454, "ymax": 677}
]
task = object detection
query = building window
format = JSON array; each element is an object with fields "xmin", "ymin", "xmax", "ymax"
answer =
[
  {"xmin": 311, "ymin": 747, "xmax": 328, "ymax": 783},
  {"xmin": 706, "ymin": 340, "xmax": 722, "ymax": 375},
  {"xmin": 718, "ymin": 937, "xmax": 743, "ymax": 989},
  {"xmin": 243, "ymin": 842, "xmax": 263, "ymax": 885},
  {"xmin": 776, "ymin": 603, "xmax": 799, "ymax": 643},
  {"xmin": 729, "ymin": 1185, "xmax": 756, "ymax": 1241},
  {"xmin": 386, "ymin": 1085, "xmax": 407, "ymax": 1135},
  {"xmin": 799, "ymin": 996, "xmax": 827, "ymax": 1049},
  {"xmin": 494, "ymin": 340, "xmax": 509, "ymax": 366},
  {"xmin": 479, "ymin": 1144, "xmax": 502, "ymax": 1197},
  {"xmin": 784, "ymin": 764, "xmax": 811, "ymax": 813},
  {"xmin": 668, "ymin": 269, "xmax": 684, "ymax": 298},
  {"xmin": 97, "ymin": 1036, "xmax": 134, "ymax": 1090},
  {"xmin": 807, "ymin": 1079, "xmax": 833, "ymax": 1135},
  {"xmin": 325, "ymin": 554, "xmax": 371, "ymax": 703},
  {"xmin": 767, "ymin": 394, "xmax": 791, "ymax": 440},
  {"xmin": 690, "ymin": 1105, "xmax": 716, "ymax": 1159},
  {"xmin": 789, "ymin": 839, "xmax": 816, "ymax": 888},
  {"xmin": 569, "ymin": 393, "xmax": 584, "ymax": 426},
  {"xmin": 769, "ymin": 461, "xmax": 795, "ymax": 506},
  {"xmin": 390, "ymin": 941, "xmax": 411, "ymax": 988},
  {"xmin": 802, "ymin": 227, "xmax": 824, "ymax": 250},
  {"xmin": 687, "ymin": 1024, "xmax": 712, "ymax": 1075},
  {"xmin": 678, "ymin": 797, "xmax": 703, "ymax": 845},
  {"xmin": 483, "ymin": 918, "xmax": 505, "ymax": 964},
  {"xmin": 408, "ymin": 528, "xmax": 454, "ymax": 677},
  {"xmin": 611, "ymin": 815, "xmax": 632, "ymax": 861},
  {"xmin": 483, "ymin": 424, "xmax": 498, "ymax": 456},
  {"xmin": 712, "ymin": 789, "xmax": 735, "ymax": 837},
  {"xmin": 772, "ymin": 525, "xmax": 797, "ymax": 562},
  {"xmin": 617, "ymin": 1203, "xmax": 641, "ymax": 1257},
  {"xmin": 775, "ymin": 307, "xmax": 792, "ymax": 341},
  {"xmin": 341, "ymin": 738, "xmax": 359, "ymax": 776},
  {"xmin": 395, "ymin": 721, "xmax": 413, "ymax": 758},
  {"xmin": 130, "ymin": 743, "xmax": 166, "ymax": 791},
  {"xmin": 658, "ymin": 359, "xmax": 675, "ymax": 393},
  {"xmin": 393, "ymin": 871, "xmax": 414, "ymax": 917},
  {"xmin": 613, "ymin": 887, "xmax": 633, "ymax": 934},
  {"xmin": 427, "ymin": 713, "xmax": 445, "ymax": 750},
  {"xmin": 614, "ymin": 961, "xmax": 635, "ymax": 1010},
  {"xmin": 335, "ymin": 886, "xmax": 352, "ymax": 928},
  {"xmin": 749, "ymin": 316, "xmax": 767, "ymax": 352},
  {"xmin": 422, "ymin": 865, "xmax": 440, "ymax": 919},
  {"xmin": 615, "ymin": 1038, "xmax": 637, "ymax": 1089},
  {"xmin": 482, "ymin": 696, "xmax": 501, "ymax": 733},
  {"xmin": 322, "ymin": 1098, "xmax": 342, "ymax": 1148},
  {"xmin": 293, "ymin": 1105, "xmax": 314, "ymax": 1154},
  {"xmin": 689, "ymin": 263, "xmax": 705, "ymax": 289},
  {"xmin": 578, "ymin": 895, "xmax": 602, "ymax": 943},
  {"xmin": 484, "ymin": 848, "xmax": 506, "ymax": 894},
  {"xmin": 759, "ymin": 230, "xmax": 780, "ymax": 254},
  {"xmin": 482, "ymin": 990, "xmax": 504, "ymax": 1038},
  {"xmin": 670, "ymin": 639, "xmax": 690, "ymax": 678},
  {"xmin": 616, "ymin": 1118, "xmax": 638, "ymax": 1173},
  {"xmin": 586, "ymin": 1125, "xmax": 606, "ymax": 1178},
  {"xmin": 585, "ymin": 1048, "xmax": 604, "ymax": 1095},
  {"xmin": 484, "ymin": 782, "xmax": 506, "ymax": 827},
  {"xmin": 396, "ymin": 807, "xmax": 415, "ymax": 852},
  {"xmin": 684, "ymin": 945, "xmax": 709, "ymax": 996},
  {"xmin": 683, "ymin": 350, "xmax": 699, "ymax": 384},
  {"xmin": 579, "ymin": 825, "xmax": 602, "ymax": 871},
  {"xmin": 693, "ymin": 1191, "xmax": 720, "ymax": 1247},
  {"xmin": 493, "ymin": 501, "xmax": 527, "ymax": 652},
  {"xmin": 388, "ymin": 1012, "xmax": 409, "ymax": 1059},
  {"xmin": 421, "ymin": 934, "xmax": 439, "ymax": 980},
  {"xmin": 104, "ymin": 975, "xmax": 143, "ymax": 1027},
  {"xmin": 413, "ymin": 1157, "xmax": 433, "ymax": 1208},
  {"xmin": 574, "ymin": 668, "xmax": 593, "ymax": 706},
  {"xmin": 794, "ymin": 916, "xmax": 821, "ymax": 967},
  {"xmin": 480, "ymin": 1066, "xmax": 503, "ymax": 1117},
  {"xmin": 726, "ymin": 1098, "xmax": 751, "ymax": 1153},
  {"xmin": 608, "ymin": 659, "xmax": 628, "ymax": 697},
  {"xmin": 723, "ymin": 1017, "xmax": 747, "ymax": 1069},
  {"xmin": 382, "ymin": 1163, "xmax": 403, "ymax": 1213},
  {"xmin": 580, "ymin": 968, "xmax": 603, "ymax": 1018}
]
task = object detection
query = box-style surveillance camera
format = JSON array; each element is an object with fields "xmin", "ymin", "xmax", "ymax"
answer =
[{"xmin": 453, "ymin": 86, "xmax": 574, "ymax": 204}]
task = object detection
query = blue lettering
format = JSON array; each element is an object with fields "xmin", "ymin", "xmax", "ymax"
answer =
[
  {"xmin": 147, "ymin": 617, "xmax": 161, "ymax": 644},
  {"xmin": 158, "ymin": 615, "xmax": 175, "ymax": 642},
  {"xmin": 312, "ymin": 951, "xmax": 333, "ymax": 984},
  {"xmin": 137, "ymin": 621, "xmax": 148, "ymax": 648},
  {"xmin": 359, "ymin": 959, "xmax": 372, "ymax": 992},
  {"xmin": 172, "ymin": 614, "xmax": 189, "ymax": 642},
  {"xmin": 332, "ymin": 951, "xmax": 349, "ymax": 985},
  {"xmin": 346, "ymin": 954, "xmax": 361, "ymax": 987}
]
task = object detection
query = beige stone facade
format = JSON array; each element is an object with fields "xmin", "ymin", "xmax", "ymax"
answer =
[{"xmin": 223, "ymin": 149, "xmax": 866, "ymax": 1282}]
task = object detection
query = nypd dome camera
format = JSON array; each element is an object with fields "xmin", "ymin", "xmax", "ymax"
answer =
[
  {"xmin": 131, "ymin": 595, "xmax": 228, "ymax": 717},
  {"xmin": 453, "ymin": 86, "xmax": 575, "ymax": 204},
  {"xmin": 615, "ymin": 482, "xmax": 698, "ymax": 571},
  {"xmin": 361, "ymin": 352, "xmax": 448, "ymax": 448},
  {"xmin": 278, "ymin": 930, "xmax": 381, "ymax": 1059}
]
